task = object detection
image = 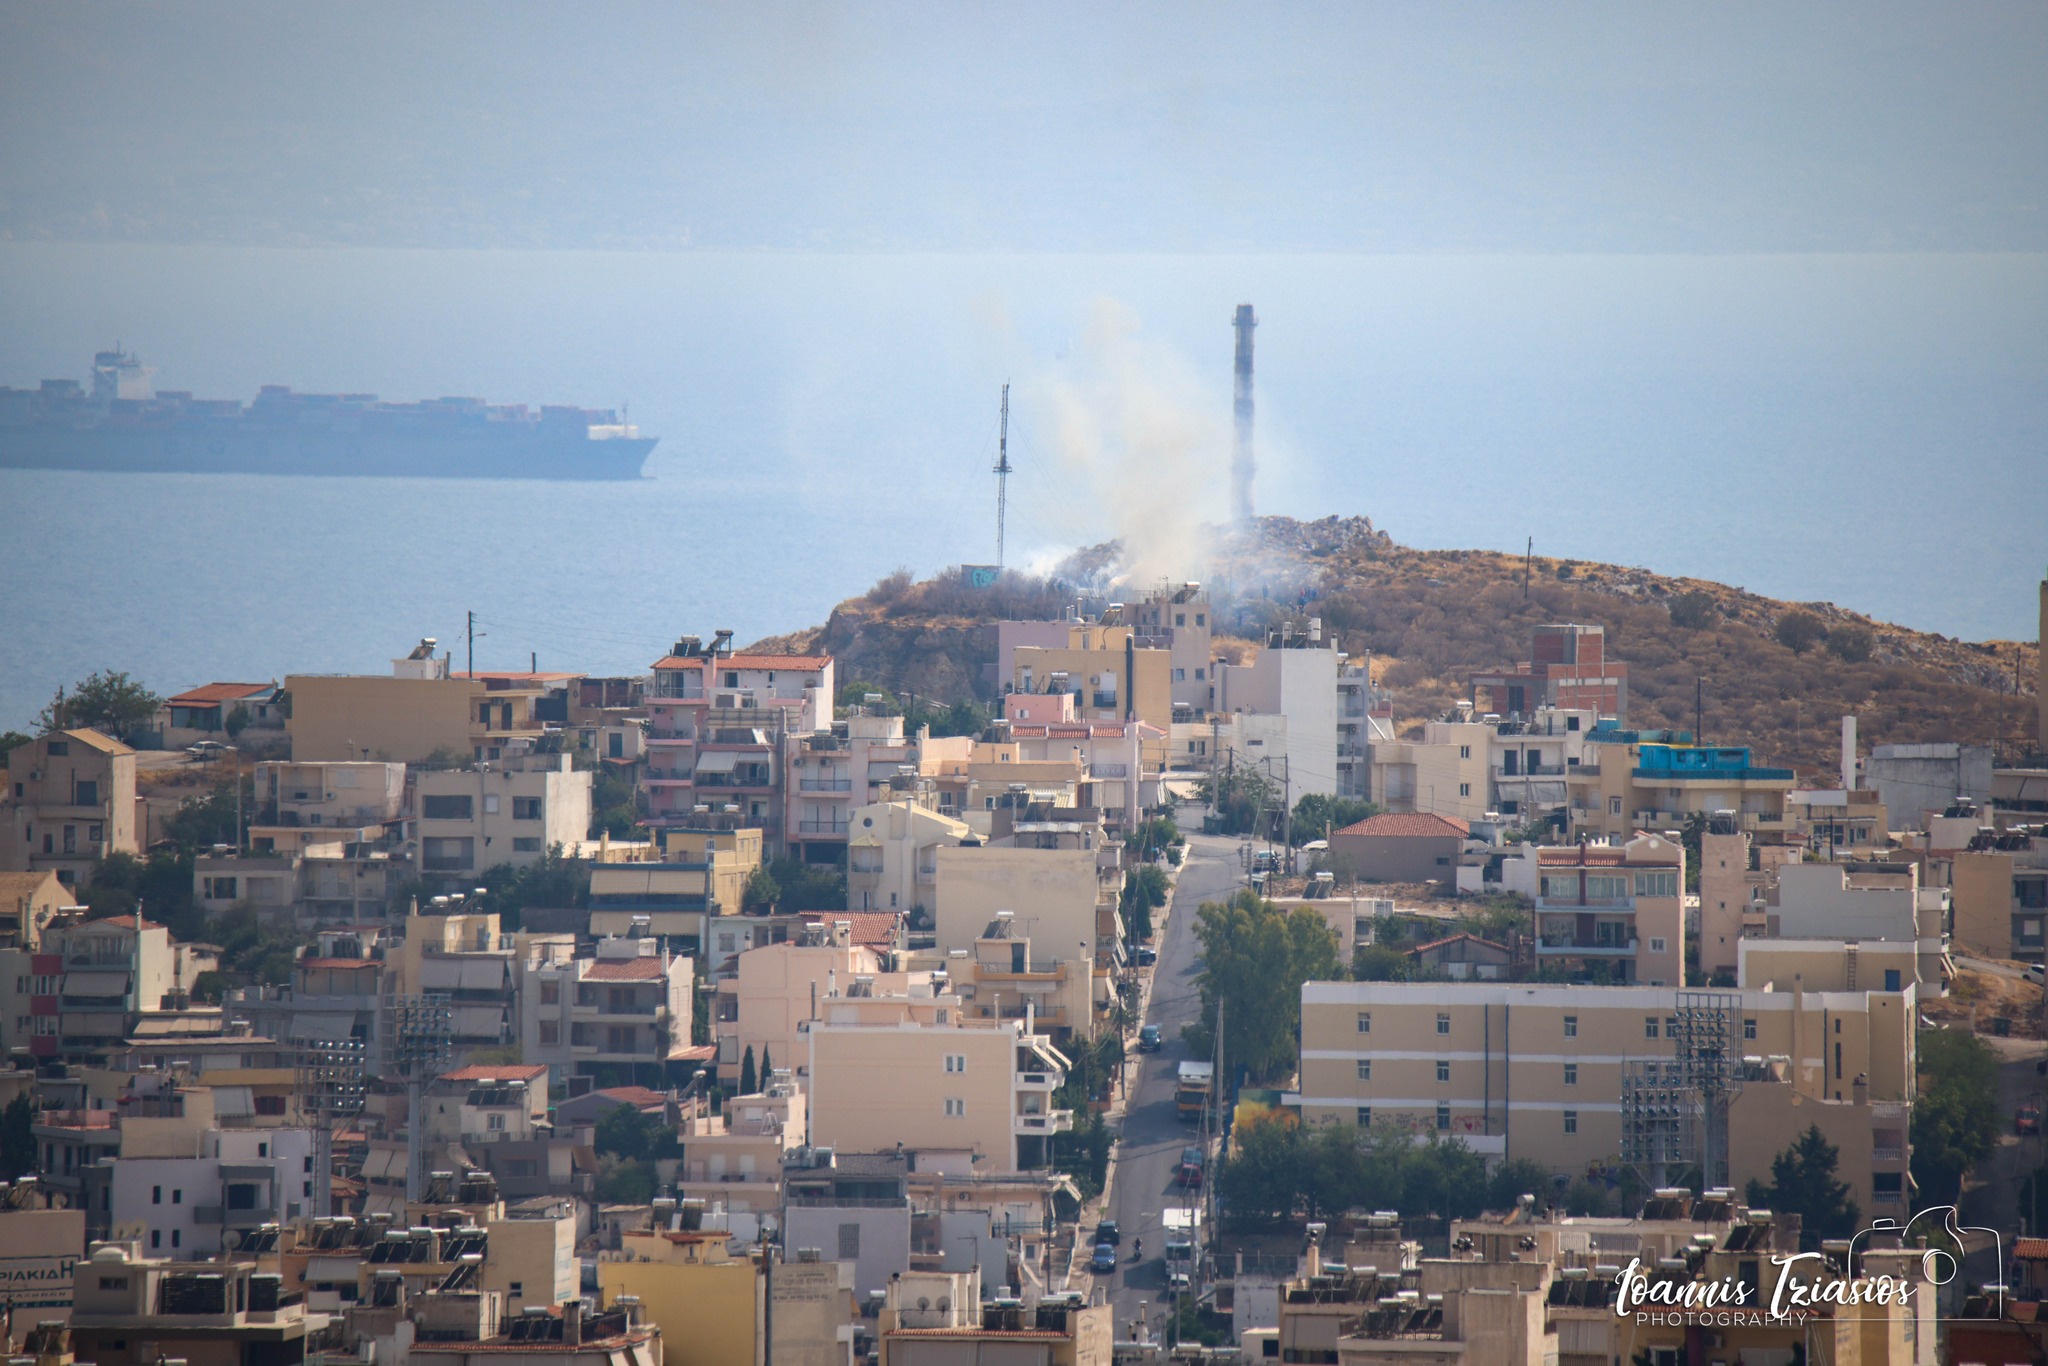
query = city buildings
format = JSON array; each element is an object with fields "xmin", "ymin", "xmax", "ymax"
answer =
[
  {"xmin": 1, "ymin": 728, "xmax": 138, "ymax": 887},
  {"xmin": 287, "ymin": 641, "xmax": 550, "ymax": 763}
]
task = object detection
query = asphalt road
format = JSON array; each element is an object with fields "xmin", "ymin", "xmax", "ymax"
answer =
[{"xmin": 1091, "ymin": 833, "xmax": 1244, "ymax": 1338}]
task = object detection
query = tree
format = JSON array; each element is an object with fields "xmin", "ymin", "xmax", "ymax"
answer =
[
  {"xmin": 0, "ymin": 1094, "xmax": 33, "ymax": 1179},
  {"xmin": 1913, "ymin": 1028, "xmax": 2000, "ymax": 1205},
  {"xmin": 1485, "ymin": 1158, "xmax": 1554, "ymax": 1213},
  {"xmin": 1291, "ymin": 794, "xmax": 1380, "ymax": 844},
  {"xmin": 742, "ymin": 865, "xmax": 780, "ymax": 914},
  {"xmin": 1827, "ymin": 624, "xmax": 1874, "ymax": 663},
  {"xmin": 1668, "ymin": 591, "xmax": 1719, "ymax": 630},
  {"xmin": 1775, "ymin": 612, "xmax": 1827, "ymax": 655},
  {"xmin": 595, "ymin": 1104, "xmax": 654, "ymax": 1161},
  {"xmin": 595, "ymin": 1156, "xmax": 655, "ymax": 1204},
  {"xmin": 475, "ymin": 848, "xmax": 590, "ymax": 928},
  {"xmin": 1185, "ymin": 890, "xmax": 1343, "ymax": 1083},
  {"xmin": 224, "ymin": 704, "xmax": 251, "ymax": 738},
  {"xmin": 1199, "ymin": 766, "xmax": 1280, "ymax": 838},
  {"xmin": 1352, "ymin": 943, "xmax": 1413, "ymax": 982},
  {"xmin": 1746, "ymin": 1125, "xmax": 1859, "ymax": 1251},
  {"xmin": 738, "ymin": 1045, "xmax": 758, "ymax": 1096},
  {"xmin": 0, "ymin": 732, "xmax": 31, "ymax": 760},
  {"xmin": 589, "ymin": 767, "xmax": 643, "ymax": 839},
  {"xmin": 758, "ymin": 1046, "xmax": 773, "ymax": 1084},
  {"xmin": 1219, "ymin": 1117, "xmax": 1305, "ymax": 1220},
  {"xmin": 37, "ymin": 670, "xmax": 163, "ymax": 740},
  {"xmin": 1121, "ymin": 865, "xmax": 1170, "ymax": 942},
  {"xmin": 758, "ymin": 856, "xmax": 846, "ymax": 913}
]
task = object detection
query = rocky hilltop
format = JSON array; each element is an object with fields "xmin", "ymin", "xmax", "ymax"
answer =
[{"xmin": 752, "ymin": 516, "xmax": 2037, "ymax": 777}]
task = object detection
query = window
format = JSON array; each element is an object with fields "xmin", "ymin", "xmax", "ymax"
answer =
[
  {"xmin": 421, "ymin": 794, "xmax": 473, "ymax": 820},
  {"xmin": 1356, "ymin": 1059, "xmax": 1371, "ymax": 1081},
  {"xmin": 944, "ymin": 1054, "xmax": 966, "ymax": 1073},
  {"xmin": 87, "ymin": 822, "xmax": 102, "ymax": 842},
  {"xmin": 1564, "ymin": 1063, "xmax": 1578, "ymax": 1086},
  {"xmin": 151, "ymin": 1230, "xmax": 161, "ymax": 1250},
  {"xmin": 482, "ymin": 793, "xmax": 501, "ymax": 815},
  {"xmin": 1743, "ymin": 1018, "xmax": 1758, "ymax": 1040},
  {"xmin": 838, "ymin": 1223, "xmax": 861, "ymax": 1259},
  {"xmin": 172, "ymin": 1189, "xmax": 182, "ymax": 1204},
  {"xmin": 100, "ymin": 1276, "xmax": 128, "ymax": 1291},
  {"xmin": 46, "ymin": 740, "xmax": 68, "ymax": 756},
  {"xmin": 1435, "ymin": 1104, "xmax": 1450, "ymax": 1132},
  {"xmin": 1436, "ymin": 1013, "xmax": 1450, "ymax": 1035},
  {"xmin": 944, "ymin": 1097, "xmax": 965, "ymax": 1117},
  {"xmin": 1458, "ymin": 745, "xmax": 1471, "ymax": 760},
  {"xmin": 1356, "ymin": 1012, "xmax": 1371, "ymax": 1034},
  {"xmin": 254, "ymin": 1095, "xmax": 286, "ymax": 1116},
  {"xmin": 1833, "ymin": 1018, "xmax": 1842, "ymax": 1034},
  {"xmin": 152, "ymin": 1185, "xmax": 162, "ymax": 1205},
  {"xmin": 1649, "ymin": 937, "xmax": 1666, "ymax": 953},
  {"xmin": 1586, "ymin": 874, "xmax": 1627, "ymax": 900},
  {"xmin": 203, "ymin": 876, "xmax": 238, "ymax": 900},
  {"xmin": 1563, "ymin": 1015, "xmax": 1578, "ymax": 1039},
  {"xmin": 1356, "ymin": 1107, "xmax": 1371, "ymax": 1127},
  {"xmin": 1563, "ymin": 1111, "xmax": 1578, "ymax": 1134},
  {"xmin": 508, "ymin": 1281, "xmax": 524, "ymax": 1297},
  {"xmin": 1194, "ymin": 667, "xmax": 1205, "ymax": 680},
  {"xmin": 488, "ymin": 1113, "xmax": 506, "ymax": 1132},
  {"xmin": 1884, "ymin": 969, "xmax": 1902, "ymax": 992},
  {"xmin": 171, "ymin": 1230, "xmax": 181, "ymax": 1249},
  {"xmin": 540, "ymin": 981, "xmax": 559, "ymax": 1005},
  {"xmin": 935, "ymin": 1008, "xmax": 949, "ymax": 1024},
  {"xmin": 1609, "ymin": 796, "xmax": 1623, "ymax": 815},
  {"xmin": 1634, "ymin": 870, "xmax": 1679, "ymax": 898},
  {"xmin": 512, "ymin": 837, "xmax": 542, "ymax": 853},
  {"xmin": 1458, "ymin": 783, "xmax": 1470, "ymax": 797},
  {"xmin": 76, "ymin": 780, "xmax": 98, "ymax": 806},
  {"xmin": 1645, "ymin": 1016, "xmax": 1660, "ymax": 1039},
  {"xmin": 1435, "ymin": 1060, "xmax": 1450, "ymax": 1082},
  {"xmin": 1541, "ymin": 874, "xmax": 1579, "ymax": 900},
  {"xmin": 1645, "ymin": 1061, "xmax": 1658, "ymax": 1080},
  {"xmin": 513, "ymin": 796, "xmax": 544, "ymax": 820},
  {"xmin": 1666, "ymin": 1017, "xmax": 1678, "ymax": 1039},
  {"xmin": 539, "ymin": 1021, "xmax": 559, "ymax": 1045}
]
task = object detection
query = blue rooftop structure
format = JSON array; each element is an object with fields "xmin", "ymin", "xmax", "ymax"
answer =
[{"xmin": 1634, "ymin": 743, "xmax": 1794, "ymax": 782}]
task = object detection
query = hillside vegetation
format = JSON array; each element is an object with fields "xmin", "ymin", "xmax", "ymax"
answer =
[{"xmin": 752, "ymin": 517, "xmax": 2037, "ymax": 777}]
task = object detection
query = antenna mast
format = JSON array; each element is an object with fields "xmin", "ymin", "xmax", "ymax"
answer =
[{"xmin": 994, "ymin": 382, "xmax": 1012, "ymax": 570}]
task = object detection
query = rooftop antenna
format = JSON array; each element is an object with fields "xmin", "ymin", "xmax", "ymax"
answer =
[{"xmin": 994, "ymin": 382, "xmax": 1012, "ymax": 570}]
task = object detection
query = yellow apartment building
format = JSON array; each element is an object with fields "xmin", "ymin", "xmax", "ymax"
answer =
[
  {"xmin": 1952, "ymin": 834, "xmax": 2048, "ymax": 961},
  {"xmin": 1533, "ymin": 834, "xmax": 1686, "ymax": 987},
  {"xmin": 286, "ymin": 668, "xmax": 547, "ymax": 763},
  {"xmin": 586, "ymin": 824, "xmax": 764, "ymax": 939},
  {"xmin": 1, "ymin": 729, "xmax": 138, "ymax": 887},
  {"xmin": 1567, "ymin": 737, "xmax": 1793, "ymax": 841},
  {"xmin": 932, "ymin": 844, "xmax": 1104, "ymax": 958},
  {"xmin": 1296, "ymin": 977, "xmax": 1915, "ymax": 1186},
  {"xmin": 806, "ymin": 1018, "xmax": 1069, "ymax": 1172},
  {"xmin": 847, "ymin": 800, "xmax": 972, "ymax": 914},
  {"xmin": 1010, "ymin": 626, "xmax": 1173, "ymax": 735}
]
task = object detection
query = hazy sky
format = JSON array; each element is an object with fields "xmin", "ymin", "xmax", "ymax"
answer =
[{"xmin": 5, "ymin": 2, "xmax": 2045, "ymax": 252}]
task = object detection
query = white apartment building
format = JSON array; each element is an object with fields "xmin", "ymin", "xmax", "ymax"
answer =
[
  {"xmin": 110, "ymin": 1126, "xmax": 319, "ymax": 1257},
  {"xmin": 1214, "ymin": 626, "xmax": 1341, "ymax": 799},
  {"xmin": 415, "ymin": 752, "xmax": 592, "ymax": 881}
]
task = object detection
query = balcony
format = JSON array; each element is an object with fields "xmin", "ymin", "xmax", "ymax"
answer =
[
  {"xmin": 1016, "ymin": 1070, "xmax": 1060, "ymax": 1090},
  {"xmin": 1496, "ymin": 763, "xmax": 1568, "ymax": 778},
  {"xmin": 1013, "ymin": 1109, "xmax": 1074, "ymax": 1135},
  {"xmin": 1090, "ymin": 763, "xmax": 1129, "ymax": 779},
  {"xmin": 800, "ymin": 820, "xmax": 849, "ymax": 835},
  {"xmin": 800, "ymin": 778, "xmax": 853, "ymax": 792},
  {"xmin": 694, "ymin": 775, "xmax": 775, "ymax": 791},
  {"xmin": 1090, "ymin": 693, "xmax": 1118, "ymax": 710},
  {"xmin": 1536, "ymin": 936, "xmax": 1638, "ymax": 955}
]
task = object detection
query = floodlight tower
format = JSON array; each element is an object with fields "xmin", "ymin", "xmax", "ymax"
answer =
[{"xmin": 383, "ymin": 995, "xmax": 454, "ymax": 1203}]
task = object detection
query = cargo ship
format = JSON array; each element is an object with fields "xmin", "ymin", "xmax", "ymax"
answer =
[{"xmin": 0, "ymin": 350, "xmax": 655, "ymax": 480}]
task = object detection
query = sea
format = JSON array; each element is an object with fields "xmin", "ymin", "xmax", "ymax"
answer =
[{"xmin": 2, "ymin": 245, "xmax": 2044, "ymax": 730}]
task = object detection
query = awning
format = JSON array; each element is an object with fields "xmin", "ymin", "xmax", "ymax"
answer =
[
  {"xmin": 62, "ymin": 971, "xmax": 129, "ymax": 996},
  {"xmin": 694, "ymin": 751, "xmax": 739, "ymax": 775}
]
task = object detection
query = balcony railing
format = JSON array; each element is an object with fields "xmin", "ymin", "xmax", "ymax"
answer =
[
  {"xmin": 799, "ymin": 820, "xmax": 849, "ymax": 834},
  {"xmin": 800, "ymin": 778, "xmax": 853, "ymax": 792},
  {"xmin": 1090, "ymin": 763, "xmax": 1129, "ymax": 779},
  {"xmin": 1090, "ymin": 693, "xmax": 1118, "ymax": 710},
  {"xmin": 1537, "ymin": 936, "xmax": 1638, "ymax": 954}
]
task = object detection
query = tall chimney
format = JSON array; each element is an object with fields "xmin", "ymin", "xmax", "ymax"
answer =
[{"xmin": 1231, "ymin": 304, "xmax": 1257, "ymax": 524}]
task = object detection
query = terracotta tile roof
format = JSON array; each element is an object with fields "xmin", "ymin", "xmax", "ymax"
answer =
[
  {"xmin": 1334, "ymin": 812, "xmax": 1470, "ymax": 839},
  {"xmin": 0, "ymin": 872, "xmax": 61, "ymax": 900},
  {"xmin": 590, "ymin": 1086, "xmax": 667, "ymax": 1108},
  {"xmin": 1538, "ymin": 846, "xmax": 1628, "ymax": 866},
  {"xmin": 297, "ymin": 957, "xmax": 380, "ymax": 971},
  {"xmin": 583, "ymin": 957, "xmax": 670, "ymax": 981},
  {"xmin": 167, "ymin": 682, "xmax": 274, "ymax": 705},
  {"xmin": 1409, "ymin": 932, "xmax": 1510, "ymax": 956},
  {"xmin": 78, "ymin": 914, "xmax": 160, "ymax": 931},
  {"xmin": 797, "ymin": 911, "xmax": 902, "ymax": 949},
  {"xmin": 2014, "ymin": 1237, "xmax": 2048, "ymax": 1260}
]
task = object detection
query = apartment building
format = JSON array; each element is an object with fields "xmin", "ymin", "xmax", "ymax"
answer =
[
  {"xmin": 416, "ymin": 753, "xmax": 592, "ymax": 883},
  {"xmin": 1009, "ymin": 623, "xmax": 1173, "ymax": 734},
  {"xmin": 288, "ymin": 641, "xmax": 549, "ymax": 763},
  {"xmin": 31, "ymin": 912, "xmax": 215, "ymax": 1063},
  {"xmin": 1296, "ymin": 975, "xmax": 1914, "ymax": 1180},
  {"xmin": 1470, "ymin": 623, "xmax": 1629, "ymax": 724},
  {"xmin": 586, "ymin": 824, "xmax": 764, "ymax": 941},
  {"xmin": 716, "ymin": 921, "xmax": 889, "ymax": 1086},
  {"xmin": 806, "ymin": 1018, "xmax": 1070, "ymax": 1172},
  {"xmin": 521, "ymin": 936, "xmax": 693, "ymax": 1082},
  {"xmin": 110, "ymin": 1125, "xmax": 319, "ymax": 1257},
  {"xmin": 68, "ymin": 1248, "xmax": 337, "ymax": 1366},
  {"xmin": 0, "ymin": 870, "xmax": 66, "ymax": 1060},
  {"xmin": 1111, "ymin": 583, "xmax": 1215, "ymax": 713},
  {"xmin": 644, "ymin": 634, "xmax": 834, "ymax": 853},
  {"xmin": 784, "ymin": 711, "xmax": 935, "ymax": 860},
  {"xmin": 1, "ymin": 728, "xmax": 138, "ymax": 887},
  {"xmin": 879, "ymin": 1282, "xmax": 1109, "ymax": 1366},
  {"xmin": 932, "ymin": 842, "xmax": 1106, "ymax": 962},
  {"xmin": 247, "ymin": 760, "xmax": 406, "ymax": 853},
  {"xmin": 675, "ymin": 1082, "xmax": 804, "ymax": 1223},
  {"xmin": 1952, "ymin": 828, "xmax": 2048, "ymax": 961},
  {"xmin": 1568, "ymin": 734, "xmax": 1794, "ymax": 841},
  {"xmin": 848, "ymin": 799, "xmax": 972, "ymax": 914},
  {"xmin": 1866, "ymin": 741, "xmax": 1993, "ymax": 832},
  {"xmin": 1531, "ymin": 834, "xmax": 1685, "ymax": 986},
  {"xmin": 1213, "ymin": 623, "xmax": 1343, "ymax": 800},
  {"xmin": 933, "ymin": 914, "xmax": 1094, "ymax": 1043},
  {"xmin": 999, "ymin": 700, "xmax": 1158, "ymax": 836}
]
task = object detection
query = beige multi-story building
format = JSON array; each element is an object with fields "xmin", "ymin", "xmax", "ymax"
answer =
[
  {"xmin": 0, "ymin": 869, "xmax": 67, "ymax": 1060},
  {"xmin": 1296, "ymin": 975, "xmax": 1915, "ymax": 1185},
  {"xmin": 1010, "ymin": 624, "xmax": 1173, "ymax": 735},
  {"xmin": 716, "ymin": 920, "xmax": 892, "ymax": 1085},
  {"xmin": 32, "ymin": 911, "xmax": 215, "ymax": 1064},
  {"xmin": 1532, "ymin": 834, "xmax": 1685, "ymax": 987},
  {"xmin": 931, "ymin": 914, "xmax": 1094, "ymax": 1044},
  {"xmin": 675, "ymin": 1081, "xmax": 805, "ymax": 1220},
  {"xmin": 878, "ymin": 1275, "xmax": 1108, "ymax": 1366},
  {"xmin": 1116, "ymin": 583, "xmax": 1214, "ymax": 713},
  {"xmin": 848, "ymin": 799, "xmax": 972, "ymax": 915},
  {"xmin": 416, "ymin": 753, "xmax": 592, "ymax": 883},
  {"xmin": 521, "ymin": 935, "xmax": 693, "ymax": 1082},
  {"xmin": 247, "ymin": 759, "xmax": 407, "ymax": 854},
  {"xmin": 806, "ymin": 1018, "xmax": 1070, "ymax": 1172},
  {"xmin": 288, "ymin": 641, "xmax": 549, "ymax": 764},
  {"xmin": 1213, "ymin": 625, "xmax": 1344, "ymax": 801},
  {"xmin": 1952, "ymin": 832, "xmax": 2048, "ymax": 961},
  {"xmin": 586, "ymin": 825, "xmax": 765, "ymax": 941},
  {"xmin": 67, "ymin": 1246, "xmax": 335, "ymax": 1366},
  {"xmin": 1, "ymin": 728, "xmax": 138, "ymax": 887},
  {"xmin": 1567, "ymin": 736, "xmax": 1794, "ymax": 842},
  {"xmin": 932, "ymin": 843, "xmax": 1106, "ymax": 960}
]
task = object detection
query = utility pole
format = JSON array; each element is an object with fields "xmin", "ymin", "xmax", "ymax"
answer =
[
  {"xmin": 1524, "ymin": 537, "xmax": 1532, "ymax": 599},
  {"xmin": 994, "ymin": 383, "xmax": 1012, "ymax": 571},
  {"xmin": 1695, "ymin": 676, "xmax": 1704, "ymax": 746},
  {"xmin": 467, "ymin": 609, "xmax": 475, "ymax": 679}
]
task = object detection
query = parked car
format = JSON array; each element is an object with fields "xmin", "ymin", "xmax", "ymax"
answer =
[
  {"xmin": 2019, "ymin": 1104, "xmax": 2041, "ymax": 1136},
  {"xmin": 1137, "ymin": 946, "xmax": 1158, "ymax": 967},
  {"xmin": 1094, "ymin": 1220, "xmax": 1121, "ymax": 1246},
  {"xmin": 1090, "ymin": 1243, "xmax": 1119, "ymax": 1274},
  {"xmin": 2028, "ymin": 964, "xmax": 2045, "ymax": 985},
  {"xmin": 1138, "ymin": 1025, "xmax": 1162, "ymax": 1052},
  {"xmin": 185, "ymin": 740, "xmax": 229, "ymax": 758},
  {"xmin": 1176, "ymin": 1144, "xmax": 1206, "ymax": 1187}
]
